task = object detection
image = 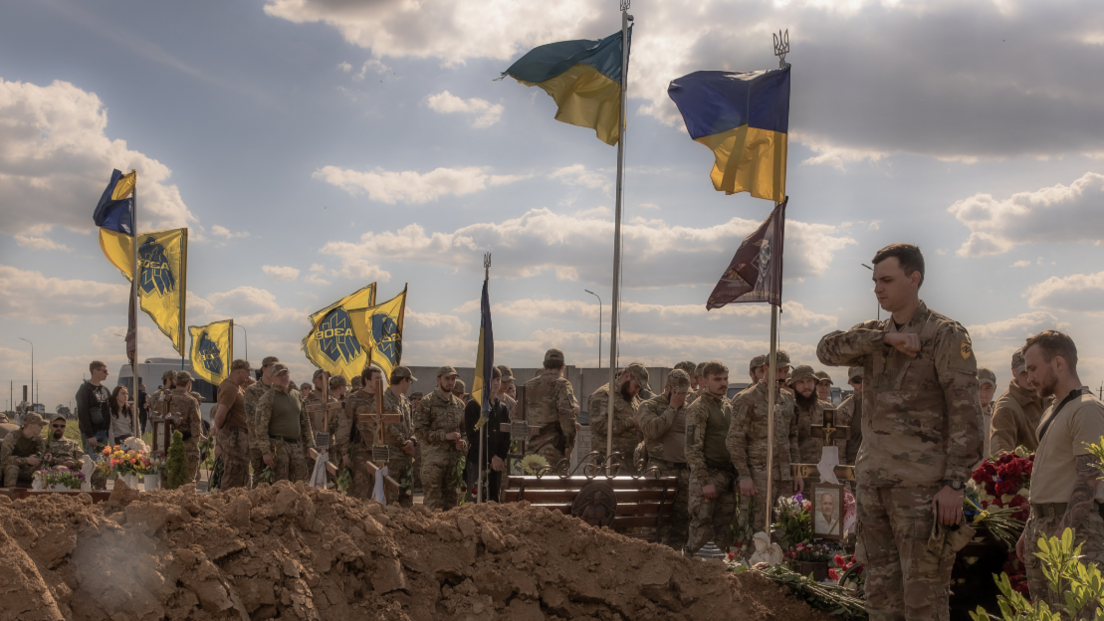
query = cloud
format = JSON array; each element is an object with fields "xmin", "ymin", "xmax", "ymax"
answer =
[
  {"xmin": 312, "ymin": 165, "xmax": 526, "ymax": 204},
  {"xmin": 1025, "ymin": 271, "xmax": 1104, "ymax": 315},
  {"xmin": 268, "ymin": 0, "xmax": 1104, "ymax": 162},
  {"xmin": 0, "ymin": 264, "xmax": 128, "ymax": 324},
  {"xmin": 967, "ymin": 311, "xmax": 1071, "ymax": 340},
  {"xmin": 320, "ymin": 207, "xmax": 855, "ymax": 287},
  {"xmin": 13, "ymin": 232, "xmax": 72, "ymax": 251},
  {"xmin": 425, "ymin": 91, "xmax": 504, "ymax": 128},
  {"xmin": 550, "ymin": 164, "xmax": 611, "ymax": 192},
  {"xmin": 262, "ymin": 265, "xmax": 301, "ymax": 282},
  {"xmin": 0, "ymin": 77, "xmax": 196, "ymax": 235},
  {"xmin": 211, "ymin": 225, "xmax": 250, "ymax": 239},
  {"xmin": 1011, "ymin": 260, "xmax": 1031, "ymax": 268},
  {"xmin": 201, "ymin": 286, "xmax": 304, "ymax": 326},
  {"xmin": 949, "ymin": 172, "xmax": 1104, "ymax": 257}
]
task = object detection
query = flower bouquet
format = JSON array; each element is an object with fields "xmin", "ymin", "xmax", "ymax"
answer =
[
  {"xmin": 773, "ymin": 494, "xmax": 813, "ymax": 551},
  {"xmin": 964, "ymin": 449, "xmax": 1032, "ymax": 547},
  {"xmin": 786, "ymin": 541, "xmax": 839, "ymax": 563},
  {"xmin": 101, "ymin": 445, "xmax": 153, "ymax": 489},
  {"xmin": 39, "ymin": 466, "xmax": 86, "ymax": 491},
  {"xmin": 829, "ymin": 554, "xmax": 865, "ymax": 592}
]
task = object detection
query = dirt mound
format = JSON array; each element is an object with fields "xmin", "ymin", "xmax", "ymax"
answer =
[{"xmin": 0, "ymin": 483, "xmax": 834, "ymax": 621}]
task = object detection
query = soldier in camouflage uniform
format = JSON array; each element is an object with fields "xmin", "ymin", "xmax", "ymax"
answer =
[
  {"xmin": 687, "ymin": 361, "xmax": 709, "ymax": 406},
  {"xmin": 151, "ymin": 370, "xmax": 176, "ymax": 420},
  {"xmin": 522, "ymin": 349, "xmax": 579, "ymax": 467},
  {"xmin": 728, "ymin": 352, "xmax": 803, "ymax": 537},
  {"xmin": 1, "ymin": 412, "xmax": 46, "ymax": 487},
  {"xmin": 673, "ymin": 361, "xmax": 697, "ymax": 406},
  {"xmin": 337, "ymin": 368, "xmax": 377, "ymax": 499},
  {"xmin": 817, "ymin": 243, "xmax": 981, "ymax": 621},
  {"xmin": 253, "ymin": 364, "xmax": 314, "ymax": 483},
  {"xmin": 496, "ymin": 365, "xmax": 517, "ymax": 414},
  {"xmin": 245, "ymin": 356, "xmax": 279, "ymax": 487},
  {"xmin": 834, "ymin": 367, "xmax": 864, "ymax": 467},
  {"xmin": 45, "ymin": 414, "xmax": 83, "ymax": 468},
  {"xmin": 383, "ymin": 366, "xmax": 418, "ymax": 506},
  {"xmin": 169, "ymin": 371, "xmax": 205, "ymax": 483},
  {"xmin": 640, "ymin": 369, "xmax": 692, "ymax": 550},
  {"xmin": 413, "ymin": 366, "xmax": 467, "ymax": 511},
  {"xmin": 788, "ymin": 365, "xmax": 832, "ymax": 464},
  {"xmin": 589, "ymin": 363, "xmax": 646, "ymax": 471},
  {"xmin": 304, "ymin": 369, "xmax": 332, "ymax": 435},
  {"xmin": 814, "ymin": 370, "xmax": 833, "ymax": 402},
  {"xmin": 684, "ymin": 361, "xmax": 737, "ymax": 555}
]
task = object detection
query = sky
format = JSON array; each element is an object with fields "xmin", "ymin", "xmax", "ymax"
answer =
[{"xmin": 2, "ymin": 0, "xmax": 1103, "ymax": 411}]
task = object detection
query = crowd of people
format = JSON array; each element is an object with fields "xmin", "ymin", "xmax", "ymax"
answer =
[{"xmin": 2, "ymin": 242, "xmax": 1102, "ymax": 620}]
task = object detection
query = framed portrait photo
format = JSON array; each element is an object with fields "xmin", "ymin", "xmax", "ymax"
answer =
[{"xmin": 811, "ymin": 483, "xmax": 844, "ymax": 540}]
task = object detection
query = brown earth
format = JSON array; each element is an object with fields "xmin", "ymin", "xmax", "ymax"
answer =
[{"xmin": 0, "ymin": 481, "xmax": 836, "ymax": 621}]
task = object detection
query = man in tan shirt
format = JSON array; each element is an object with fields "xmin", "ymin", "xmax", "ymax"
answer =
[
  {"xmin": 990, "ymin": 348, "xmax": 1048, "ymax": 455},
  {"xmin": 1016, "ymin": 330, "xmax": 1104, "ymax": 607}
]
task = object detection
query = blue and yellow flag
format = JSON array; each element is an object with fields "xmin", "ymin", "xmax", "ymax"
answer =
[
  {"xmin": 93, "ymin": 169, "xmax": 136, "ymax": 235},
  {"xmin": 472, "ymin": 279, "xmax": 494, "ymax": 427},
  {"xmin": 667, "ymin": 68, "xmax": 790, "ymax": 202},
  {"xmin": 98, "ymin": 227, "xmax": 189, "ymax": 356},
  {"xmin": 303, "ymin": 283, "xmax": 376, "ymax": 380},
  {"xmin": 356, "ymin": 285, "xmax": 406, "ymax": 382},
  {"xmin": 503, "ymin": 28, "xmax": 631, "ymax": 146},
  {"xmin": 189, "ymin": 319, "xmax": 233, "ymax": 385}
]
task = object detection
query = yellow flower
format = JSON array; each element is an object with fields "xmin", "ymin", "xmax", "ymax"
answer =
[{"xmin": 519, "ymin": 454, "xmax": 549, "ymax": 475}]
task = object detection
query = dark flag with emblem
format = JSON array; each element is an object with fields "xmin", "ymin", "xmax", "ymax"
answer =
[
  {"xmin": 302, "ymin": 283, "xmax": 377, "ymax": 380},
  {"xmin": 472, "ymin": 277, "xmax": 494, "ymax": 421},
  {"xmin": 356, "ymin": 285, "xmax": 407, "ymax": 382},
  {"xmin": 188, "ymin": 320, "xmax": 233, "ymax": 385},
  {"xmin": 706, "ymin": 198, "xmax": 786, "ymax": 309}
]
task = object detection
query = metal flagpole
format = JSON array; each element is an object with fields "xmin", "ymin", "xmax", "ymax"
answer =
[
  {"xmin": 606, "ymin": 0, "xmax": 631, "ymax": 475},
  {"xmin": 132, "ymin": 171, "xmax": 141, "ymax": 439}
]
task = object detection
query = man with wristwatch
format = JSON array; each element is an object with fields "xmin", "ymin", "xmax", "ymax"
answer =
[{"xmin": 818, "ymin": 243, "xmax": 983, "ymax": 621}]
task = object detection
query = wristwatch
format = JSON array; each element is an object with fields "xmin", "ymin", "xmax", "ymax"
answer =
[{"xmin": 944, "ymin": 480, "xmax": 964, "ymax": 491}]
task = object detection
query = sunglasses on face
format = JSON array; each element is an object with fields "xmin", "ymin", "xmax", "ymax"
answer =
[{"xmin": 50, "ymin": 424, "xmax": 65, "ymax": 429}]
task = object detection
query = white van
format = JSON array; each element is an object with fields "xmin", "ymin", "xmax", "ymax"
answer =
[{"xmin": 117, "ymin": 358, "xmax": 217, "ymax": 428}]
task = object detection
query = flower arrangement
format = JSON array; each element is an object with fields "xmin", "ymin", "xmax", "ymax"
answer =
[
  {"xmin": 519, "ymin": 454, "xmax": 549, "ymax": 475},
  {"xmin": 39, "ymin": 466, "xmax": 86, "ymax": 490},
  {"xmin": 773, "ymin": 493, "xmax": 813, "ymax": 550},
  {"xmin": 965, "ymin": 448, "xmax": 1033, "ymax": 546},
  {"xmin": 786, "ymin": 541, "xmax": 838, "ymax": 563},
  {"xmin": 828, "ymin": 554, "xmax": 865, "ymax": 590},
  {"xmin": 100, "ymin": 445, "xmax": 152, "ymax": 477},
  {"xmin": 1000, "ymin": 551, "xmax": 1029, "ymax": 595}
]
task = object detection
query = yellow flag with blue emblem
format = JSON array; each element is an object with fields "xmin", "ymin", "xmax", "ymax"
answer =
[
  {"xmin": 353, "ymin": 285, "xmax": 406, "ymax": 382},
  {"xmin": 302, "ymin": 283, "xmax": 377, "ymax": 379},
  {"xmin": 189, "ymin": 319, "xmax": 233, "ymax": 385},
  {"xmin": 98, "ymin": 227, "xmax": 188, "ymax": 355}
]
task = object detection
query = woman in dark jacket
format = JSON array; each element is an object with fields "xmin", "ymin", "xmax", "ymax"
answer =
[{"xmin": 464, "ymin": 367, "xmax": 511, "ymax": 502}]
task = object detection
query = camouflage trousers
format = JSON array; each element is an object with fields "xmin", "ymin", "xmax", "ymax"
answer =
[
  {"xmin": 527, "ymin": 433, "xmax": 572, "ymax": 470},
  {"xmin": 185, "ymin": 439, "xmax": 200, "ymax": 485},
  {"xmin": 421, "ymin": 444, "xmax": 463, "ymax": 511},
  {"xmin": 737, "ymin": 472, "xmax": 790, "ymax": 541},
  {"xmin": 216, "ymin": 427, "xmax": 251, "ymax": 490},
  {"xmin": 3, "ymin": 463, "xmax": 37, "ymax": 487},
  {"xmin": 686, "ymin": 467, "xmax": 737, "ymax": 555},
  {"xmin": 606, "ymin": 436, "xmax": 642, "ymax": 475},
  {"xmin": 856, "ymin": 485, "xmax": 956, "ymax": 621},
  {"xmin": 269, "ymin": 440, "xmax": 310, "ymax": 483},
  {"xmin": 1025, "ymin": 502, "xmax": 1104, "ymax": 611},
  {"xmin": 652, "ymin": 459, "xmax": 690, "ymax": 552},
  {"xmin": 249, "ymin": 447, "xmax": 265, "ymax": 488}
]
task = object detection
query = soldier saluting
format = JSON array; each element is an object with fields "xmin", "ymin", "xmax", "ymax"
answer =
[{"xmin": 817, "ymin": 243, "xmax": 982, "ymax": 621}]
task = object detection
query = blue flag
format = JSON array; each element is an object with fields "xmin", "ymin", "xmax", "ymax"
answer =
[
  {"xmin": 472, "ymin": 279, "xmax": 494, "ymax": 424},
  {"xmin": 93, "ymin": 169, "xmax": 136, "ymax": 235}
]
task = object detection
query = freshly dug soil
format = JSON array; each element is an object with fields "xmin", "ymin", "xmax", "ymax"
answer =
[{"xmin": 0, "ymin": 482, "xmax": 836, "ymax": 621}]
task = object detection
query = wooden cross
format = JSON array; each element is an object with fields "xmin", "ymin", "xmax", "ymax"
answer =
[
  {"xmin": 358, "ymin": 378, "xmax": 403, "ymax": 464},
  {"xmin": 790, "ymin": 407, "xmax": 856, "ymax": 482},
  {"xmin": 304, "ymin": 371, "xmax": 343, "ymax": 450}
]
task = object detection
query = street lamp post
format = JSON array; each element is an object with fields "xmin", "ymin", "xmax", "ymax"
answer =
[
  {"xmin": 235, "ymin": 324, "xmax": 249, "ymax": 363},
  {"xmin": 18, "ymin": 337, "xmax": 32, "ymax": 408},
  {"xmin": 584, "ymin": 290, "xmax": 602, "ymax": 370}
]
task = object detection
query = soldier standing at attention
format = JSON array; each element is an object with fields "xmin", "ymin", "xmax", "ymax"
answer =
[
  {"xmin": 212, "ymin": 359, "xmax": 252, "ymax": 490},
  {"xmin": 496, "ymin": 365, "xmax": 517, "ymax": 414},
  {"xmin": 413, "ymin": 366, "xmax": 467, "ymax": 511},
  {"xmin": 151, "ymin": 370, "xmax": 176, "ymax": 423},
  {"xmin": 338, "ymin": 367, "xmax": 379, "ymax": 499},
  {"xmin": 817, "ymin": 243, "xmax": 981, "ymax": 621},
  {"xmin": 523, "ymin": 349, "xmax": 579, "ymax": 466},
  {"xmin": 384, "ymin": 366, "xmax": 419, "ymax": 506},
  {"xmin": 589, "ymin": 363, "xmax": 647, "ymax": 469},
  {"xmin": 1, "ymin": 412, "xmax": 46, "ymax": 487},
  {"xmin": 684, "ymin": 361, "xmax": 737, "ymax": 555},
  {"xmin": 990, "ymin": 349, "xmax": 1048, "ymax": 455},
  {"xmin": 639, "ymin": 368, "xmax": 692, "ymax": 550},
  {"xmin": 1016, "ymin": 330, "xmax": 1104, "ymax": 607},
  {"xmin": 789, "ymin": 365, "xmax": 831, "ymax": 464},
  {"xmin": 814, "ymin": 371, "xmax": 833, "ymax": 403},
  {"xmin": 169, "ymin": 371, "xmax": 204, "ymax": 483},
  {"xmin": 304, "ymin": 369, "xmax": 331, "ymax": 434},
  {"xmin": 245, "ymin": 356, "xmax": 279, "ymax": 486},
  {"xmin": 46, "ymin": 414, "xmax": 84, "ymax": 468},
  {"xmin": 835, "ymin": 367, "xmax": 864, "ymax": 467},
  {"xmin": 254, "ymin": 364, "xmax": 314, "ymax": 483}
]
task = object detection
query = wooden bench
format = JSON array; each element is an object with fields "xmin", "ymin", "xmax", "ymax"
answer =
[{"xmin": 501, "ymin": 474, "xmax": 680, "ymax": 541}]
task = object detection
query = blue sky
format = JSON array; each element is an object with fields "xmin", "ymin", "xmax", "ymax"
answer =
[{"xmin": 2, "ymin": 0, "xmax": 1103, "ymax": 410}]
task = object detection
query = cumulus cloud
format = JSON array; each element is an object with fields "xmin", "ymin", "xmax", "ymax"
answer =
[
  {"xmin": 262, "ymin": 265, "xmax": 301, "ymax": 282},
  {"xmin": 1025, "ymin": 271, "xmax": 1104, "ymax": 315},
  {"xmin": 267, "ymin": 0, "xmax": 1104, "ymax": 162},
  {"xmin": 211, "ymin": 225, "xmax": 250, "ymax": 239},
  {"xmin": 201, "ymin": 286, "xmax": 304, "ymax": 326},
  {"xmin": 0, "ymin": 77, "xmax": 196, "ymax": 235},
  {"xmin": 13, "ymin": 232, "xmax": 72, "ymax": 251},
  {"xmin": 320, "ymin": 207, "xmax": 855, "ymax": 287},
  {"xmin": 967, "ymin": 311, "xmax": 1071, "ymax": 340},
  {"xmin": 550, "ymin": 164, "xmax": 611, "ymax": 192},
  {"xmin": 949, "ymin": 172, "xmax": 1104, "ymax": 257},
  {"xmin": 425, "ymin": 91, "xmax": 504, "ymax": 128},
  {"xmin": 0, "ymin": 264, "xmax": 128, "ymax": 324},
  {"xmin": 312, "ymin": 165, "xmax": 526, "ymax": 204}
]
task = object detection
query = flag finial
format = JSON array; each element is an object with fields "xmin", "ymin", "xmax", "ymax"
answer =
[{"xmin": 773, "ymin": 29, "xmax": 790, "ymax": 69}]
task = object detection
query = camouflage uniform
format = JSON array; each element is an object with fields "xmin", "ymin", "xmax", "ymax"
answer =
[
  {"xmin": 336, "ymin": 390, "xmax": 374, "ymax": 499},
  {"xmin": 817, "ymin": 301, "xmax": 982, "ymax": 621},
  {"xmin": 835, "ymin": 393, "xmax": 863, "ymax": 466},
  {"xmin": 1, "ymin": 414, "xmax": 46, "ymax": 487},
  {"xmin": 684, "ymin": 392, "xmax": 737, "ymax": 554},
  {"xmin": 727, "ymin": 381, "xmax": 800, "ymax": 536},
  {"xmin": 413, "ymin": 377, "xmax": 466, "ymax": 511},
  {"xmin": 167, "ymin": 387, "xmax": 203, "ymax": 484},
  {"xmin": 639, "ymin": 369, "xmax": 692, "ymax": 551},
  {"xmin": 382, "ymin": 388, "xmax": 416, "ymax": 506},
  {"xmin": 588, "ymin": 382, "xmax": 642, "ymax": 471},
  {"xmin": 990, "ymin": 380, "xmax": 1046, "ymax": 455},
  {"xmin": 252, "ymin": 382, "xmax": 314, "ymax": 483},
  {"xmin": 244, "ymin": 378, "xmax": 273, "ymax": 486},
  {"xmin": 45, "ymin": 435, "xmax": 84, "ymax": 467},
  {"xmin": 522, "ymin": 366, "xmax": 578, "ymax": 466},
  {"xmin": 793, "ymin": 398, "xmax": 833, "ymax": 464}
]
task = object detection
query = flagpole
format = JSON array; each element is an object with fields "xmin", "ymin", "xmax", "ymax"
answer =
[
  {"xmin": 606, "ymin": 1, "xmax": 631, "ymax": 475},
  {"xmin": 132, "ymin": 171, "xmax": 141, "ymax": 439},
  {"xmin": 478, "ymin": 254, "xmax": 489, "ymax": 503},
  {"xmin": 765, "ymin": 304, "xmax": 777, "ymax": 533}
]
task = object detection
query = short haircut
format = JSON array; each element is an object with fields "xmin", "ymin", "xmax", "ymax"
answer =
[
  {"xmin": 90, "ymin": 360, "xmax": 107, "ymax": 373},
  {"xmin": 231, "ymin": 359, "xmax": 250, "ymax": 372},
  {"xmin": 702, "ymin": 361, "xmax": 728, "ymax": 379},
  {"xmin": 544, "ymin": 360, "xmax": 564, "ymax": 371},
  {"xmin": 872, "ymin": 243, "xmax": 925, "ymax": 287},
  {"xmin": 300, "ymin": 383, "xmax": 312, "ymax": 390},
  {"xmin": 1024, "ymin": 330, "xmax": 1078, "ymax": 372},
  {"xmin": 492, "ymin": 366, "xmax": 502, "ymax": 380},
  {"xmin": 361, "ymin": 366, "xmax": 382, "ymax": 385}
]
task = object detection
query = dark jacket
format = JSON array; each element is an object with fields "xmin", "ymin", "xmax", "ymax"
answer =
[
  {"xmin": 465, "ymin": 397, "xmax": 511, "ymax": 467},
  {"xmin": 76, "ymin": 380, "xmax": 111, "ymax": 438}
]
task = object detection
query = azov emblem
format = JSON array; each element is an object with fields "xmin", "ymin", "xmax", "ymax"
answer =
[
  {"xmin": 316, "ymin": 308, "xmax": 362, "ymax": 364},
  {"xmin": 197, "ymin": 333, "xmax": 223, "ymax": 375},
  {"xmin": 371, "ymin": 314, "xmax": 401, "ymax": 366},
  {"xmin": 138, "ymin": 236, "xmax": 176, "ymax": 296}
]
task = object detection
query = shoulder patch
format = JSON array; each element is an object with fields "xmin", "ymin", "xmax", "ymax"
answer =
[{"xmin": 960, "ymin": 339, "xmax": 973, "ymax": 361}]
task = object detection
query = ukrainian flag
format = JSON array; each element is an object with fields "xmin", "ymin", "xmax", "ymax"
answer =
[
  {"xmin": 302, "ymin": 284, "xmax": 376, "ymax": 381},
  {"xmin": 189, "ymin": 319, "xmax": 233, "ymax": 385},
  {"xmin": 354, "ymin": 285, "xmax": 407, "ymax": 382},
  {"xmin": 667, "ymin": 68, "xmax": 790, "ymax": 203},
  {"xmin": 503, "ymin": 28, "xmax": 630, "ymax": 146},
  {"xmin": 93, "ymin": 169, "xmax": 136, "ymax": 235},
  {"xmin": 471, "ymin": 278, "xmax": 494, "ymax": 425}
]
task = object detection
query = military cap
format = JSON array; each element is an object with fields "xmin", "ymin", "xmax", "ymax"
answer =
[
  {"xmin": 978, "ymin": 367, "xmax": 997, "ymax": 387},
  {"xmin": 20, "ymin": 412, "xmax": 45, "ymax": 428},
  {"xmin": 497, "ymin": 365, "xmax": 514, "ymax": 381},
  {"xmin": 437, "ymin": 365, "xmax": 459, "ymax": 378},
  {"xmin": 50, "ymin": 413, "xmax": 68, "ymax": 424},
  {"xmin": 176, "ymin": 370, "xmax": 194, "ymax": 384},
  {"xmin": 329, "ymin": 375, "xmax": 348, "ymax": 388},
  {"xmin": 453, "ymin": 379, "xmax": 466, "ymax": 395},
  {"xmin": 694, "ymin": 361, "xmax": 708, "ymax": 378},
  {"xmin": 410, "ymin": 392, "xmax": 424, "ymax": 400},
  {"xmin": 544, "ymin": 348, "xmax": 566, "ymax": 365},
  {"xmin": 313, "ymin": 368, "xmax": 326, "ymax": 380},
  {"xmin": 262, "ymin": 356, "xmax": 280, "ymax": 367},
  {"xmin": 1012, "ymin": 348, "xmax": 1026, "ymax": 374},
  {"xmin": 271, "ymin": 363, "xmax": 290, "ymax": 376},
  {"xmin": 300, "ymin": 382, "xmax": 312, "ymax": 391},
  {"xmin": 231, "ymin": 359, "xmax": 251, "ymax": 372},
  {"xmin": 787, "ymin": 364, "xmax": 817, "ymax": 385},
  {"xmin": 814, "ymin": 370, "xmax": 833, "ymax": 384},
  {"xmin": 666, "ymin": 369, "xmax": 691, "ymax": 393},
  {"xmin": 162, "ymin": 370, "xmax": 178, "ymax": 381},
  {"xmin": 392, "ymin": 366, "xmax": 419, "ymax": 382},
  {"xmin": 775, "ymin": 350, "xmax": 791, "ymax": 367},
  {"xmin": 847, "ymin": 366, "xmax": 864, "ymax": 382},
  {"xmin": 623, "ymin": 362, "xmax": 650, "ymax": 390},
  {"xmin": 674, "ymin": 361, "xmax": 697, "ymax": 375},
  {"xmin": 749, "ymin": 355, "xmax": 768, "ymax": 371}
]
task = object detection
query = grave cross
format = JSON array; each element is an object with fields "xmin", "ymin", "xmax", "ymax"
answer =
[
  {"xmin": 790, "ymin": 407, "xmax": 856, "ymax": 482},
  {"xmin": 304, "ymin": 371, "xmax": 343, "ymax": 450}
]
